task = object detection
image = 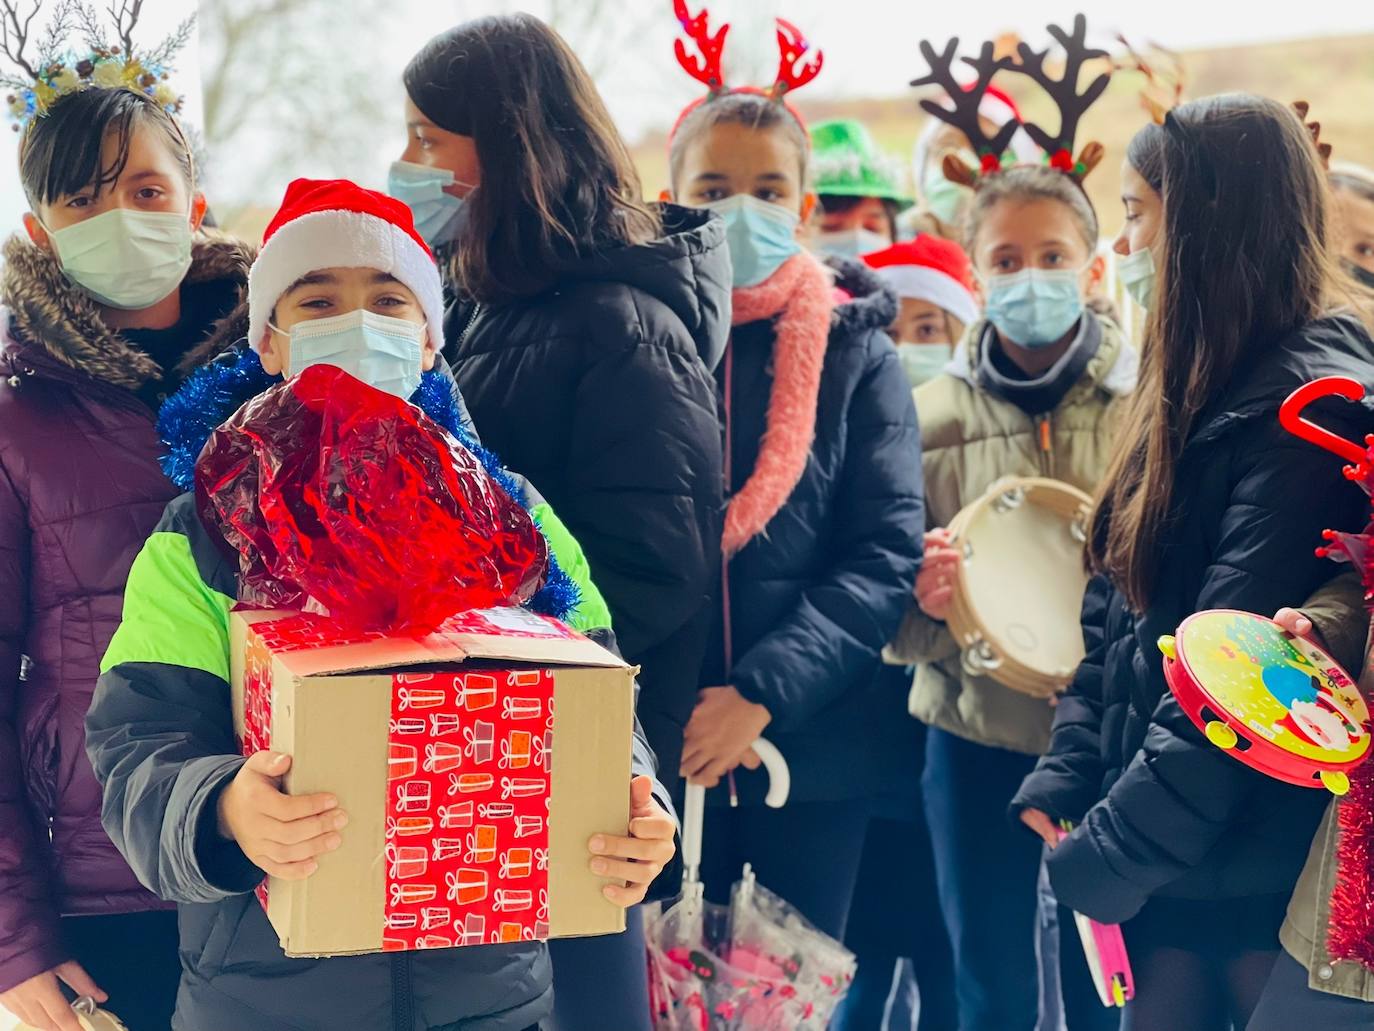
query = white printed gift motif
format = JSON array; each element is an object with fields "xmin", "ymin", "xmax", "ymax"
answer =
[{"xmin": 383, "ymin": 668, "xmax": 555, "ymax": 953}]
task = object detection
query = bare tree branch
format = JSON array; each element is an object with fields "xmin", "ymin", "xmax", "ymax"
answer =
[{"xmin": 0, "ymin": 0, "xmax": 41, "ymax": 79}]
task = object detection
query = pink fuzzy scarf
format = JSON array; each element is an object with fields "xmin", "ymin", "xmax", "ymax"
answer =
[{"xmin": 723, "ymin": 251, "xmax": 835, "ymax": 556}]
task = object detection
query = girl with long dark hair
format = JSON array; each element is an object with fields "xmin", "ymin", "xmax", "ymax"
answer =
[
  {"xmin": 1013, "ymin": 94, "xmax": 1374, "ymax": 1031},
  {"xmin": 393, "ymin": 15, "xmax": 729, "ymax": 1028}
]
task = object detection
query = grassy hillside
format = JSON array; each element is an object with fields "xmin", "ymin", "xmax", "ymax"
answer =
[{"xmin": 632, "ymin": 32, "xmax": 1374, "ymax": 229}]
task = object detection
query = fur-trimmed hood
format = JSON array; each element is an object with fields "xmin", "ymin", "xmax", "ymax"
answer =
[
  {"xmin": 826, "ymin": 255, "xmax": 899, "ymax": 340},
  {"xmin": 0, "ymin": 231, "xmax": 252, "ymax": 391}
]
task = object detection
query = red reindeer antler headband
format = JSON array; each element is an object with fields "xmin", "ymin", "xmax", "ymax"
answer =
[{"xmin": 669, "ymin": 0, "xmax": 823, "ymax": 139}]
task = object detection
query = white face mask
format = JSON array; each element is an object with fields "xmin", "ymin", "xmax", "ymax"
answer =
[
  {"xmin": 274, "ymin": 309, "xmax": 426, "ymax": 401},
  {"xmin": 45, "ymin": 206, "xmax": 194, "ymax": 310}
]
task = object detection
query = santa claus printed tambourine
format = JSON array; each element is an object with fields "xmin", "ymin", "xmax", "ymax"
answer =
[{"xmin": 1159, "ymin": 610, "xmax": 1371, "ymax": 795}]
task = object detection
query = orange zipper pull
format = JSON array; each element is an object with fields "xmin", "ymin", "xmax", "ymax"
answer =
[{"xmin": 1039, "ymin": 417, "xmax": 1052, "ymax": 452}]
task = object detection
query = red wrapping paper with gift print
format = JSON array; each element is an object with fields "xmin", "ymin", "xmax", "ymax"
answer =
[
  {"xmin": 382, "ymin": 668, "xmax": 554, "ymax": 949},
  {"xmin": 194, "ymin": 365, "xmax": 547, "ymax": 633}
]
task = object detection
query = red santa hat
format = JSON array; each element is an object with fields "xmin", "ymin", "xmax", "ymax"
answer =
[
  {"xmin": 863, "ymin": 236, "xmax": 978, "ymax": 326},
  {"xmin": 248, "ymin": 178, "xmax": 446, "ymax": 351},
  {"xmin": 913, "ymin": 82, "xmax": 1037, "ymax": 181}
]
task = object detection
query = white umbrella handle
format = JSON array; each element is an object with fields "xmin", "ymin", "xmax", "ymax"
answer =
[{"xmin": 681, "ymin": 737, "xmax": 790, "ymax": 886}]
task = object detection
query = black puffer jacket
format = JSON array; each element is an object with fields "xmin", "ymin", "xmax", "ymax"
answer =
[
  {"xmin": 1012, "ymin": 315, "xmax": 1374, "ymax": 924},
  {"xmin": 445, "ymin": 206, "xmax": 728, "ymax": 809},
  {"xmin": 702, "ymin": 258, "xmax": 925, "ymax": 805}
]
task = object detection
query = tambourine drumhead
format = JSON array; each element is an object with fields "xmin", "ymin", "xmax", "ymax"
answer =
[
  {"xmin": 1167, "ymin": 610, "xmax": 1371, "ymax": 778},
  {"xmin": 16, "ymin": 1000, "xmax": 128, "ymax": 1031},
  {"xmin": 948, "ymin": 477, "xmax": 1092, "ymax": 697}
]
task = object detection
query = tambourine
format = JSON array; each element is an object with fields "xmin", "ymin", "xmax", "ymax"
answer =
[
  {"xmin": 946, "ymin": 477, "xmax": 1093, "ymax": 697},
  {"xmin": 15, "ymin": 997, "xmax": 129, "ymax": 1031},
  {"xmin": 1159, "ymin": 609, "xmax": 1372, "ymax": 795}
]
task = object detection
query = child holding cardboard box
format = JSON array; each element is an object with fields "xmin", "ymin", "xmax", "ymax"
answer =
[{"xmin": 84, "ymin": 179, "xmax": 676, "ymax": 1031}]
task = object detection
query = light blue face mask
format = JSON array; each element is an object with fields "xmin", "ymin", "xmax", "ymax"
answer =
[
  {"xmin": 922, "ymin": 156, "xmax": 974, "ymax": 228},
  {"xmin": 813, "ymin": 227, "xmax": 890, "ymax": 261},
  {"xmin": 896, "ymin": 342, "xmax": 953, "ymax": 388},
  {"xmin": 982, "ymin": 267, "xmax": 1086, "ymax": 349},
  {"xmin": 45, "ymin": 206, "xmax": 194, "ymax": 310},
  {"xmin": 275, "ymin": 308, "xmax": 426, "ymax": 401},
  {"xmin": 1117, "ymin": 246, "xmax": 1156, "ymax": 311},
  {"xmin": 705, "ymin": 194, "xmax": 801, "ymax": 288},
  {"xmin": 387, "ymin": 160, "xmax": 469, "ymax": 248}
]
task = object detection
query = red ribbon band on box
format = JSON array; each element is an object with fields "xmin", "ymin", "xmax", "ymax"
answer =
[{"xmin": 383, "ymin": 669, "xmax": 554, "ymax": 950}]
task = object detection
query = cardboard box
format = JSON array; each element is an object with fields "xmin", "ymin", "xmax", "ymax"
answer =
[{"xmin": 229, "ymin": 605, "xmax": 635, "ymax": 958}]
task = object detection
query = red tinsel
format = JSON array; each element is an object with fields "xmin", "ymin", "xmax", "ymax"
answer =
[
  {"xmin": 1318, "ymin": 448, "xmax": 1374, "ymax": 967},
  {"xmin": 194, "ymin": 364, "xmax": 548, "ymax": 633}
]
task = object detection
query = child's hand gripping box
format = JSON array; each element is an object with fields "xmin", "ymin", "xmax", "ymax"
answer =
[{"xmin": 228, "ymin": 605, "xmax": 635, "ymax": 958}]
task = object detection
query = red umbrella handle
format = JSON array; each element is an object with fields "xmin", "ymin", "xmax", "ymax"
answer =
[{"xmin": 1279, "ymin": 377, "xmax": 1368, "ymax": 465}]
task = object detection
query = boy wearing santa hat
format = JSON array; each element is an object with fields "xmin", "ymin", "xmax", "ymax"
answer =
[{"xmin": 85, "ymin": 179, "xmax": 676, "ymax": 1031}]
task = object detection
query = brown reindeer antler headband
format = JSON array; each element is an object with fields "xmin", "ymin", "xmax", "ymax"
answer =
[
  {"xmin": 912, "ymin": 12, "xmax": 1112, "ymax": 187},
  {"xmin": 909, "ymin": 38, "xmax": 1019, "ymax": 187},
  {"xmin": 670, "ymin": 0, "xmax": 823, "ymax": 138},
  {"xmin": 1292, "ymin": 100, "xmax": 1333, "ymax": 170},
  {"xmin": 1114, "ymin": 35, "xmax": 1186, "ymax": 126}
]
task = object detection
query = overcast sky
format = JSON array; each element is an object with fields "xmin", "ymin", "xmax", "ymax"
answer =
[{"xmin": 0, "ymin": 0, "xmax": 1370, "ymax": 226}]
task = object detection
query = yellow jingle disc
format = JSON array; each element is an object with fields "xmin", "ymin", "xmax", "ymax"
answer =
[
  {"xmin": 1321, "ymin": 770, "xmax": 1351, "ymax": 796},
  {"xmin": 1205, "ymin": 720, "xmax": 1239, "ymax": 750}
]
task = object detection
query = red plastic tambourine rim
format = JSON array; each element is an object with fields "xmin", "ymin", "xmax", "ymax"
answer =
[{"xmin": 1164, "ymin": 609, "xmax": 1371, "ymax": 788}]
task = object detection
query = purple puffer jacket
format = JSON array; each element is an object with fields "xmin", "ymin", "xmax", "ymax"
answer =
[{"xmin": 0, "ymin": 233, "xmax": 249, "ymax": 992}]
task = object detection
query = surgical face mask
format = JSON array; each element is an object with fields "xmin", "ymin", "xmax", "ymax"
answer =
[
  {"xmin": 982, "ymin": 267, "xmax": 1086, "ymax": 349},
  {"xmin": 275, "ymin": 308, "xmax": 426, "ymax": 401},
  {"xmin": 896, "ymin": 342, "xmax": 953, "ymax": 388},
  {"xmin": 813, "ymin": 227, "xmax": 890, "ymax": 261},
  {"xmin": 705, "ymin": 194, "xmax": 801, "ymax": 288},
  {"xmin": 1117, "ymin": 246, "xmax": 1157, "ymax": 311},
  {"xmin": 45, "ymin": 206, "xmax": 193, "ymax": 310},
  {"xmin": 922, "ymin": 157, "xmax": 974, "ymax": 228},
  {"xmin": 387, "ymin": 160, "xmax": 471, "ymax": 248}
]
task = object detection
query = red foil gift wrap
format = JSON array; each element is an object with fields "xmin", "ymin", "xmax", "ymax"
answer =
[{"xmin": 194, "ymin": 365, "xmax": 548, "ymax": 632}]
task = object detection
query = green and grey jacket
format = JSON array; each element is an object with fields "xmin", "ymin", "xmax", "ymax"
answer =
[
  {"xmin": 1284, "ymin": 570, "xmax": 1374, "ymax": 1003},
  {"xmin": 84, "ymin": 349, "xmax": 666, "ymax": 1031}
]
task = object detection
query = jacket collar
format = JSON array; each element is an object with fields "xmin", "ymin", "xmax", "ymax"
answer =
[
  {"xmin": 0, "ymin": 231, "xmax": 252, "ymax": 391},
  {"xmin": 947, "ymin": 311, "xmax": 1139, "ymax": 401},
  {"xmin": 158, "ymin": 344, "xmax": 464, "ymax": 493}
]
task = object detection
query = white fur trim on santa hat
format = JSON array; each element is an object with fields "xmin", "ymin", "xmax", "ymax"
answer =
[
  {"xmin": 874, "ymin": 265, "xmax": 978, "ymax": 326},
  {"xmin": 247, "ymin": 209, "xmax": 446, "ymax": 352}
]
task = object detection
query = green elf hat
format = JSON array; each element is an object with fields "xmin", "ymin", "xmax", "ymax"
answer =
[{"xmin": 811, "ymin": 119, "xmax": 914, "ymax": 209}]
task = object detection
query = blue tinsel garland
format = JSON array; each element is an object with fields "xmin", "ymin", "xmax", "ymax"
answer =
[{"xmin": 158, "ymin": 346, "xmax": 580, "ymax": 622}]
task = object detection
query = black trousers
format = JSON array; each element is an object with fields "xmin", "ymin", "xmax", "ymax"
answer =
[
  {"xmin": 1248, "ymin": 949, "xmax": 1374, "ymax": 1030},
  {"xmin": 699, "ymin": 799, "xmax": 869, "ymax": 941},
  {"xmin": 61, "ymin": 909, "xmax": 180, "ymax": 1031}
]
